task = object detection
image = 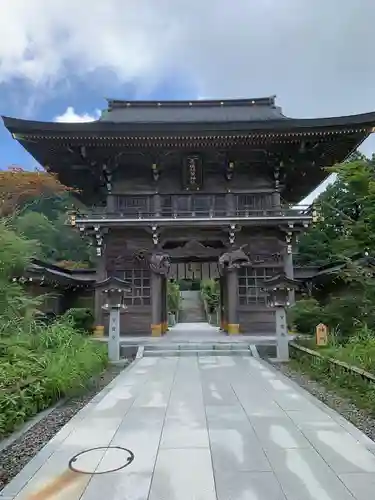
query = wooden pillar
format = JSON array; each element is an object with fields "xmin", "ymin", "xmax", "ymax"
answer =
[
  {"xmin": 219, "ymin": 277, "xmax": 223, "ymax": 330},
  {"xmin": 161, "ymin": 277, "xmax": 168, "ymax": 334},
  {"xmin": 151, "ymin": 272, "xmax": 162, "ymax": 336},
  {"xmin": 220, "ymin": 275, "xmax": 227, "ymax": 331},
  {"xmin": 227, "ymin": 269, "xmax": 239, "ymax": 335},
  {"xmin": 94, "ymin": 251, "xmax": 106, "ymax": 335}
]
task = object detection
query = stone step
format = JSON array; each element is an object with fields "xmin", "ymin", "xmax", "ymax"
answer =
[
  {"xmin": 180, "ymin": 309, "xmax": 205, "ymax": 313},
  {"xmin": 143, "ymin": 349, "xmax": 252, "ymax": 357},
  {"xmin": 179, "ymin": 318, "xmax": 206, "ymax": 324},
  {"xmin": 179, "ymin": 291, "xmax": 206, "ymax": 323},
  {"xmin": 144, "ymin": 343, "xmax": 252, "ymax": 351}
]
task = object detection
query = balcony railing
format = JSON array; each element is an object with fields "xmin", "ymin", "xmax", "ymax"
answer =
[{"xmin": 73, "ymin": 205, "xmax": 312, "ymax": 221}]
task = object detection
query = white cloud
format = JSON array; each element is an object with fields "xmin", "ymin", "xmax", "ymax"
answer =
[
  {"xmin": 54, "ymin": 106, "xmax": 100, "ymax": 123},
  {"xmin": 1, "ymin": 0, "xmax": 375, "ymax": 119},
  {"xmin": 2, "ymin": 0, "xmax": 375, "ymax": 202}
]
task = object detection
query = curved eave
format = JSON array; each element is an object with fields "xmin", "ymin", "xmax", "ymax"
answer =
[{"xmin": 3, "ymin": 111, "xmax": 375, "ymax": 136}]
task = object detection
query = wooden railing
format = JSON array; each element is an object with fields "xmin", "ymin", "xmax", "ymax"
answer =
[
  {"xmin": 75, "ymin": 194, "xmax": 313, "ymax": 220},
  {"xmin": 114, "ymin": 193, "xmax": 274, "ymax": 216},
  {"xmin": 75, "ymin": 205, "xmax": 312, "ymax": 220},
  {"xmin": 290, "ymin": 342, "xmax": 375, "ymax": 383}
]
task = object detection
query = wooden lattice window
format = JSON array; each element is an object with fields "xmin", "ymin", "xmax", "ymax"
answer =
[
  {"xmin": 112, "ymin": 268, "xmax": 151, "ymax": 305},
  {"xmin": 238, "ymin": 267, "xmax": 279, "ymax": 305}
]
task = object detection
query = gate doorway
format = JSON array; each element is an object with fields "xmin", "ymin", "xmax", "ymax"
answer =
[
  {"xmin": 167, "ymin": 261, "xmax": 220, "ymax": 327},
  {"xmin": 161, "ymin": 239, "xmax": 224, "ymax": 334}
]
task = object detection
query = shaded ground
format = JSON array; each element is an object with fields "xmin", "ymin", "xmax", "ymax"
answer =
[
  {"xmin": 2, "ymin": 355, "xmax": 375, "ymax": 499},
  {"xmin": 0, "ymin": 363, "xmax": 127, "ymax": 492}
]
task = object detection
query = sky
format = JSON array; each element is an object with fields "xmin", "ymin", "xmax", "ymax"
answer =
[{"xmin": 1, "ymin": 0, "xmax": 375, "ymax": 204}]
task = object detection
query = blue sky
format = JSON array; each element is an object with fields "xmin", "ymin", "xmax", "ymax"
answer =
[
  {"xmin": 1, "ymin": 0, "xmax": 375, "ymax": 204},
  {"xmin": 0, "ymin": 72, "xmax": 197, "ymax": 170}
]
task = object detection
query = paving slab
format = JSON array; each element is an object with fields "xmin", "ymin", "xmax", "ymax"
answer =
[{"xmin": 3, "ymin": 355, "xmax": 375, "ymax": 499}]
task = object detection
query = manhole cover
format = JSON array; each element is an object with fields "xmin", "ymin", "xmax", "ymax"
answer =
[{"xmin": 69, "ymin": 446, "xmax": 134, "ymax": 474}]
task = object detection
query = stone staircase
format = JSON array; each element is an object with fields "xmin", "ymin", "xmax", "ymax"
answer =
[
  {"xmin": 179, "ymin": 290, "xmax": 206, "ymax": 323},
  {"xmin": 142, "ymin": 342, "xmax": 253, "ymax": 357}
]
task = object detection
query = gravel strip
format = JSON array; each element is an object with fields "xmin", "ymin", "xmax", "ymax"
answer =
[
  {"xmin": 0, "ymin": 362, "xmax": 129, "ymax": 492},
  {"xmin": 272, "ymin": 361, "xmax": 375, "ymax": 442}
]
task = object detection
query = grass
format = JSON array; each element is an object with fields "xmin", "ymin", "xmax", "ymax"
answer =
[
  {"xmin": 0, "ymin": 220, "xmax": 108, "ymax": 438},
  {"xmin": 291, "ymin": 325, "xmax": 375, "ymax": 416},
  {"xmin": 324, "ymin": 330, "xmax": 375, "ymax": 373},
  {"xmin": 0, "ymin": 318, "xmax": 108, "ymax": 438},
  {"xmin": 290, "ymin": 356, "xmax": 375, "ymax": 416}
]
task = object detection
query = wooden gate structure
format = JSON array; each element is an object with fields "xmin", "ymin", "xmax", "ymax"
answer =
[{"xmin": 4, "ymin": 96, "xmax": 375, "ymax": 335}]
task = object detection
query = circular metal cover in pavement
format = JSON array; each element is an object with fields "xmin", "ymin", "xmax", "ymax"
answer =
[{"xmin": 68, "ymin": 446, "xmax": 134, "ymax": 474}]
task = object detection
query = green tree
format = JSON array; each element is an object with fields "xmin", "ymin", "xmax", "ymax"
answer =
[
  {"xmin": 297, "ymin": 155, "xmax": 375, "ymax": 266},
  {"xmin": 0, "ymin": 220, "xmax": 40, "ymax": 322},
  {"xmin": 52, "ymin": 213, "xmax": 93, "ymax": 264},
  {"xmin": 14, "ymin": 212, "xmax": 56, "ymax": 260},
  {"xmin": 1, "ymin": 167, "xmax": 92, "ymax": 267},
  {"xmin": 13, "ymin": 211, "xmax": 93, "ymax": 264},
  {"xmin": 0, "ymin": 219, "xmax": 35, "ymax": 277}
]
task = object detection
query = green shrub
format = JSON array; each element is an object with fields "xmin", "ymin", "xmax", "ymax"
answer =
[
  {"xmin": 178, "ymin": 279, "xmax": 191, "ymax": 291},
  {"xmin": 0, "ymin": 220, "xmax": 107, "ymax": 438},
  {"xmin": 323, "ymin": 295, "xmax": 375, "ymax": 340},
  {"xmin": 62, "ymin": 307, "xmax": 94, "ymax": 333},
  {"xmin": 290, "ymin": 292, "xmax": 375, "ymax": 341},
  {"xmin": 291, "ymin": 325, "xmax": 375, "ymax": 415},
  {"xmin": 167, "ymin": 281, "xmax": 181, "ymax": 315},
  {"xmin": 290, "ymin": 346, "xmax": 375, "ymax": 415},
  {"xmin": 191, "ymin": 280, "xmax": 201, "ymax": 291},
  {"xmin": 201, "ymin": 279, "xmax": 220, "ymax": 313},
  {"xmin": 323, "ymin": 323, "xmax": 375, "ymax": 372},
  {"xmin": 287, "ymin": 298, "xmax": 322, "ymax": 335},
  {"xmin": 0, "ymin": 318, "xmax": 107, "ymax": 437},
  {"xmin": 0, "ymin": 219, "xmax": 35, "ymax": 278}
]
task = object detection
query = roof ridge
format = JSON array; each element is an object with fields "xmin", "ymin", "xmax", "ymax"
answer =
[{"xmin": 105, "ymin": 96, "xmax": 277, "ymax": 110}]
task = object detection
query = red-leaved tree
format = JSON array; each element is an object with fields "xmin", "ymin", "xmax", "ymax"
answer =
[{"xmin": 0, "ymin": 166, "xmax": 72, "ymax": 216}]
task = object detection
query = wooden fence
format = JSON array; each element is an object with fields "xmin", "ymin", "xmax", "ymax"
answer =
[{"xmin": 289, "ymin": 342, "xmax": 375, "ymax": 384}]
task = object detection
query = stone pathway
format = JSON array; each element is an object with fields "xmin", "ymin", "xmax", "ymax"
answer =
[
  {"xmin": 179, "ymin": 291, "xmax": 206, "ymax": 323},
  {"xmin": 102, "ymin": 322, "xmax": 280, "ymax": 344},
  {"xmin": 166, "ymin": 321, "xmax": 223, "ymax": 339},
  {"xmin": 2, "ymin": 356, "xmax": 375, "ymax": 499}
]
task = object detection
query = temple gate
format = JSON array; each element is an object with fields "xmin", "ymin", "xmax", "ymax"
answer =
[{"xmin": 3, "ymin": 96, "xmax": 375, "ymax": 335}]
